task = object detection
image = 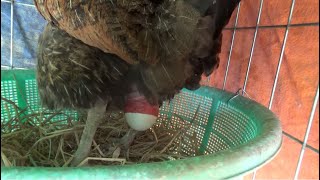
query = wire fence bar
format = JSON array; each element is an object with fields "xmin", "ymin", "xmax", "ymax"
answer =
[
  {"xmin": 268, "ymin": 0, "xmax": 296, "ymax": 110},
  {"xmin": 9, "ymin": 0, "xmax": 14, "ymax": 69},
  {"xmin": 224, "ymin": 22, "xmax": 319, "ymax": 30},
  {"xmin": 242, "ymin": 0, "xmax": 264, "ymax": 94},
  {"xmin": 222, "ymin": 2, "xmax": 241, "ymax": 90},
  {"xmin": 293, "ymin": 84, "xmax": 319, "ymax": 180},
  {"xmin": 237, "ymin": 0, "xmax": 265, "ymax": 176}
]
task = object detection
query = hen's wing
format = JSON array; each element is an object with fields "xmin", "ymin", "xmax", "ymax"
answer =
[
  {"xmin": 184, "ymin": 0, "xmax": 241, "ymax": 90},
  {"xmin": 37, "ymin": 23, "xmax": 129, "ymax": 110},
  {"xmin": 133, "ymin": 0, "xmax": 241, "ymax": 104}
]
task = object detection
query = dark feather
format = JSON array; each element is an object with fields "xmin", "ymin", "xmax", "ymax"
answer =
[
  {"xmin": 184, "ymin": 0, "xmax": 241, "ymax": 90},
  {"xmin": 37, "ymin": 23, "xmax": 129, "ymax": 110}
]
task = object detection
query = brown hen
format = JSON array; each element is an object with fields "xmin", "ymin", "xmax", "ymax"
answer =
[
  {"xmin": 35, "ymin": 0, "xmax": 240, "ymax": 104},
  {"xmin": 35, "ymin": 0, "xmax": 241, "ymax": 166}
]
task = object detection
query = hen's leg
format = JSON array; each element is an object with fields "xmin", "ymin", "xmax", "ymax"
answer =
[
  {"xmin": 119, "ymin": 129, "xmax": 141, "ymax": 149},
  {"xmin": 70, "ymin": 101, "xmax": 107, "ymax": 166},
  {"xmin": 106, "ymin": 129, "xmax": 142, "ymax": 155}
]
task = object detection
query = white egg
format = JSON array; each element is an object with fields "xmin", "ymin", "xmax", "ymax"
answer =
[{"xmin": 125, "ymin": 113, "xmax": 157, "ymax": 131}]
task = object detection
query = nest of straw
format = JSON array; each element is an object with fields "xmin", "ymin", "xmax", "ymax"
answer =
[{"xmin": 1, "ymin": 97, "xmax": 201, "ymax": 167}]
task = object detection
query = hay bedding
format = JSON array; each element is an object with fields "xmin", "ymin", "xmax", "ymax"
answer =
[{"xmin": 1, "ymin": 97, "xmax": 200, "ymax": 167}]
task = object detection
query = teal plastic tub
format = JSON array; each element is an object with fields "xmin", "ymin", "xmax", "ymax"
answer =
[{"xmin": 1, "ymin": 70, "xmax": 282, "ymax": 179}]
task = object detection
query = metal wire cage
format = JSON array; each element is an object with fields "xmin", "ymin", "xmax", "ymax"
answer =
[{"xmin": 0, "ymin": 0, "xmax": 319, "ymax": 179}]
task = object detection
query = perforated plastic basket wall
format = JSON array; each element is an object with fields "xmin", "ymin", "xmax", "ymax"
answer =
[
  {"xmin": 1, "ymin": 70, "xmax": 282, "ymax": 180},
  {"xmin": 1, "ymin": 70, "xmax": 78, "ymax": 123}
]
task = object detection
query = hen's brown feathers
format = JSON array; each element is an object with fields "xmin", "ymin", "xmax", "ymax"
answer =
[
  {"xmin": 35, "ymin": 0, "xmax": 241, "ymax": 107},
  {"xmin": 37, "ymin": 23, "xmax": 129, "ymax": 110},
  {"xmin": 35, "ymin": 0, "xmax": 200, "ymax": 66}
]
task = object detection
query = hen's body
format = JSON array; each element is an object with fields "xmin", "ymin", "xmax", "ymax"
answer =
[
  {"xmin": 34, "ymin": 0, "xmax": 200, "ymax": 105},
  {"xmin": 37, "ymin": 23, "xmax": 129, "ymax": 110},
  {"xmin": 35, "ymin": 0, "xmax": 240, "ymax": 106}
]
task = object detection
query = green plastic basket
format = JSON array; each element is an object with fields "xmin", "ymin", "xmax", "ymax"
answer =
[{"xmin": 1, "ymin": 70, "xmax": 282, "ymax": 180}]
